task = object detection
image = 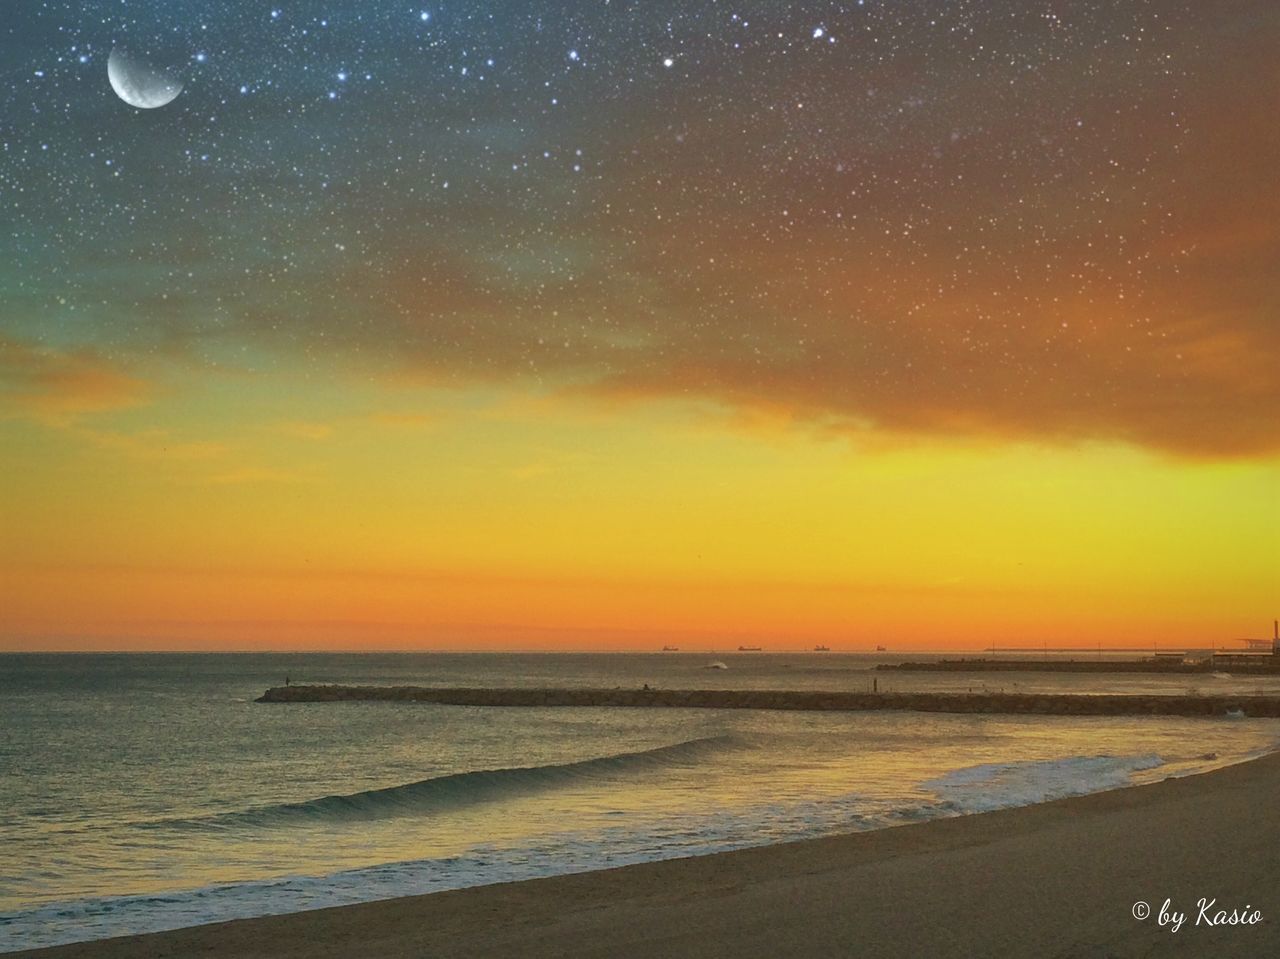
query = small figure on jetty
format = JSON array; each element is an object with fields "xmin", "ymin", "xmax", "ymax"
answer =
[{"xmin": 285, "ymin": 676, "xmax": 290, "ymax": 687}]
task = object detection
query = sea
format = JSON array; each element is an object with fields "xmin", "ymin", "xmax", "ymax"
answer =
[{"xmin": 3, "ymin": 651, "xmax": 1280, "ymax": 952}]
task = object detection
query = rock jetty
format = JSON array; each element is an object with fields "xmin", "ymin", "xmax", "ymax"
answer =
[
  {"xmin": 256, "ymin": 685, "xmax": 1280, "ymax": 718},
  {"xmin": 876, "ymin": 659, "xmax": 1280, "ymax": 675}
]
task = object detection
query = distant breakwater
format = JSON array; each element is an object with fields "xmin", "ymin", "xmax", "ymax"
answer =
[
  {"xmin": 256, "ymin": 685, "xmax": 1280, "ymax": 718},
  {"xmin": 878, "ymin": 660, "xmax": 1218, "ymax": 674}
]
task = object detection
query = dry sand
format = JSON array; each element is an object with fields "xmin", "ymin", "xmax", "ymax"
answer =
[{"xmin": 15, "ymin": 753, "xmax": 1279, "ymax": 959}]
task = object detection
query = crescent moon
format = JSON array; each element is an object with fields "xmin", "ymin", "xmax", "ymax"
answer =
[{"xmin": 107, "ymin": 48, "xmax": 183, "ymax": 109}]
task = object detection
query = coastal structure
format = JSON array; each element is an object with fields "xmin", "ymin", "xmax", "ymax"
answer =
[
  {"xmin": 881, "ymin": 621, "xmax": 1280, "ymax": 675},
  {"xmin": 1213, "ymin": 620, "xmax": 1280, "ymax": 668},
  {"xmin": 257, "ymin": 685, "xmax": 1280, "ymax": 718}
]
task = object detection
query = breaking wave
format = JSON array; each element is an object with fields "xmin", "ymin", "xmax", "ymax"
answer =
[{"xmin": 157, "ymin": 735, "xmax": 742, "ymax": 830}]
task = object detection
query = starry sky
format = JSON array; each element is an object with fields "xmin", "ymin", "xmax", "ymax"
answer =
[{"xmin": 2, "ymin": 1, "xmax": 1277, "ymax": 650}]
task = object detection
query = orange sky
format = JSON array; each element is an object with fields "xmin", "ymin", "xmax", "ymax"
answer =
[
  {"xmin": 1, "ymin": 0, "xmax": 1277, "ymax": 651},
  {"xmin": 2, "ymin": 371, "xmax": 1275, "ymax": 649}
]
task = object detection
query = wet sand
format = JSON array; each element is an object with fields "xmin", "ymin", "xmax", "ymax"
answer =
[{"xmin": 14, "ymin": 752, "xmax": 1278, "ymax": 959}]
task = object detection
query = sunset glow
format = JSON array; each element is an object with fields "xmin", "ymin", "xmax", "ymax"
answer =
[{"xmin": 2, "ymin": 0, "xmax": 1276, "ymax": 651}]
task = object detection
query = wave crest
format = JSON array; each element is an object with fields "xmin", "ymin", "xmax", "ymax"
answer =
[{"xmin": 157, "ymin": 735, "xmax": 741, "ymax": 830}]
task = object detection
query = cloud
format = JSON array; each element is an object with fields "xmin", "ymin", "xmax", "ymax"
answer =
[
  {"xmin": 0, "ymin": 337, "xmax": 151, "ymax": 425},
  {"xmin": 8, "ymin": 2, "xmax": 1278, "ymax": 461},
  {"xmin": 206, "ymin": 467, "xmax": 312, "ymax": 486},
  {"xmin": 300, "ymin": 1, "xmax": 1280, "ymax": 459},
  {"xmin": 366, "ymin": 411, "xmax": 438, "ymax": 429},
  {"xmin": 272, "ymin": 420, "xmax": 335, "ymax": 440},
  {"xmin": 77, "ymin": 428, "xmax": 230, "ymax": 461}
]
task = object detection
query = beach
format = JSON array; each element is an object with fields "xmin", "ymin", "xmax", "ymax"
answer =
[{"xmin": 15, "ymin": 750, "xmax": 1276, "ymax": 959}]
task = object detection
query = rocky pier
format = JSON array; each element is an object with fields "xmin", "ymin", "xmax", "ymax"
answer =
[{"xmin": 256, "ymin": 685, "xmax": 1280, "ymax": 718}]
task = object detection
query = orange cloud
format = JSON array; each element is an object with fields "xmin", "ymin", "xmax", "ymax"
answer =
[
  {"xmin": 272, "ymin": 420, "xmax": 336, "ymax": 440},
  {"xmin": 206, "ymin": 467, "xmax": 313, "ymax": 485},
  {"xmin": 77, "ymin": 428, "xmax": 231, "ymax": 461},
  {"xmin": 0, "ymin": 336, "xmax": 150, "ymax": 425}
]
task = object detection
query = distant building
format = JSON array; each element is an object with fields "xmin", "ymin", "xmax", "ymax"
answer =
[
  {"xmin": 1212, "ymin": 651, "xmax": 1275, "ymax": 667},
  {"xmin": 1211, "ymin": 620, "xmax": 1280, "ymax": 669}
]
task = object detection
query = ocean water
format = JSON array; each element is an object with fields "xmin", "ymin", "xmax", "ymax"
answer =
[{"xmin": 2, "ymin": 652, "xmax": 1279, "ymax": 952}]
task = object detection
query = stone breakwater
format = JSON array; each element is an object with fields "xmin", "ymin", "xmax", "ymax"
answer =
[
  {"xmin": 877, "ymin": 659, "xmax": 1280, "ymax": 674},
  {"xmin": 256, "ymin": 685, "xmax": 1280, "ymax": 718}
]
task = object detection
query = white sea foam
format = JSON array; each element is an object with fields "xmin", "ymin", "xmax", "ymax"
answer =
[{"xmin": 921, "ymin": 753, "xmax": 1166, "ymax": 815}]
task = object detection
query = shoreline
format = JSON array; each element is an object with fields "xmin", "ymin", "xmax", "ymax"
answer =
[{"xmin": 12, "ymin": 750, "xmax": 1279, "ymax": 958}]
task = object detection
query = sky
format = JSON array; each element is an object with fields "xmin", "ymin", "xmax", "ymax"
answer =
[{"xmin": 1, "ymin": 0, "xmax": 1276, "ymax": 651}]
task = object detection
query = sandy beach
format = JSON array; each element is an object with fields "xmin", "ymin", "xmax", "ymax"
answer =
[{"xmin": 14, "ymin": 750, "xmax": 1277, "ymax": 959}]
